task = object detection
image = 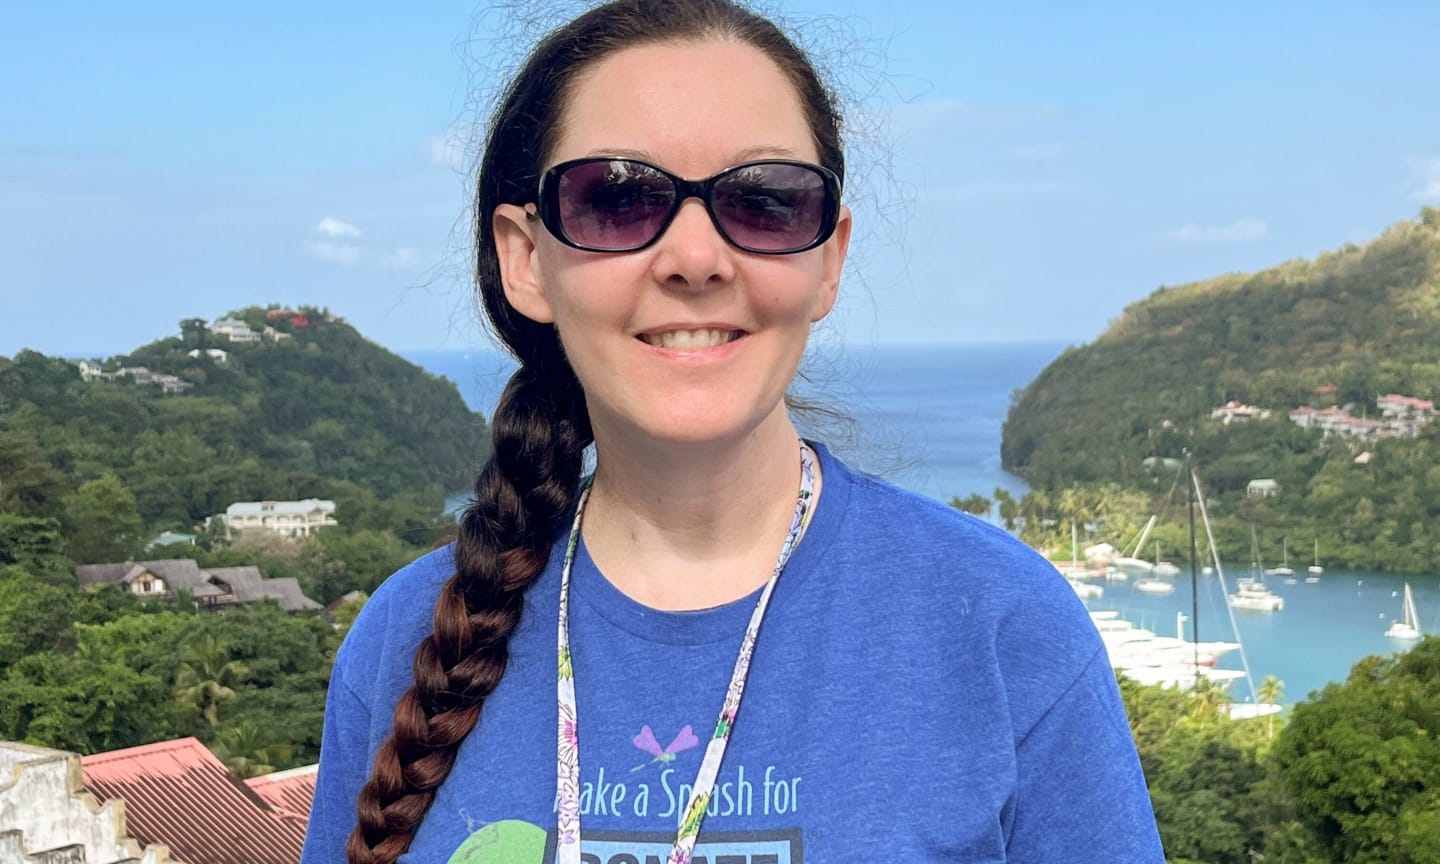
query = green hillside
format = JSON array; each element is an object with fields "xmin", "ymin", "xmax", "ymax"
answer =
[
  {"xmin": 0, "ymin": 306, "xmax": 489, "ymax": 537},
  {"xmin": 1001, "ymin": 209, "xmax": 1440, "ymax": 572}
]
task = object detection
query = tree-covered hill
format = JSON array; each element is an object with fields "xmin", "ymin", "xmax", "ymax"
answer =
[
  {"xmin": 0, "ymin": 306, "xmax": 490, "ymax": 537},
  {"xmin": 1001, "ymin": 209, "xmax": 1440, "ymax": 572}
]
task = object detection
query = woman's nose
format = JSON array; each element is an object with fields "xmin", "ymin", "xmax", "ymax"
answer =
[{"xmin": 649, "ymin": 198, "xmax": 736, "ymax": 290}]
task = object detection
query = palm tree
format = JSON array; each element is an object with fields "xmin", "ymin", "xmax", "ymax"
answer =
[
  {"xmin": 994, "ymin": 487, "xmax": 1020, "ymax": 532},
  {"xmin": 1257, "ymin": 675, "xmax": 1285, "ymax": 739},
  {"xmin": 173, "ymin": 635, "xmax": 249, "ymax": 727},
  {"xmin": 215, "ymin": 720, "xmax": 292, "ymax": 778},
  {"xmin": 950, "ymin": 493, "xmax": 993, "ymax": 519},
  {"xmin": 1188, "ymin": 676, "xmax": 1233, "ymax": 721},
  {"xmin": 1057, "ymin": 487, "xmax": 1097, "ymax": 538}
]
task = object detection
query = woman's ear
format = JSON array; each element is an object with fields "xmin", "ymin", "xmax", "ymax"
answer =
[
  {"xmin": 493, "ymin": 204, "xmax": 555, "ymax": 324},
  {"xmin": 812, "ymin": 205, "xmax": 852, "ymax": 323}
]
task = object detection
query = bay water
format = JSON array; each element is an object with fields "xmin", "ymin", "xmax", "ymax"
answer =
[{"xmin": 404, "ymin": 341, "xmax": 1437, "ymax": 705}]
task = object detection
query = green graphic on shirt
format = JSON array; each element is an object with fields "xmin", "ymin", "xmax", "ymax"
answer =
[{"xmin": 446, "ymin": 819, "xmax": 547, "ymax": 864}]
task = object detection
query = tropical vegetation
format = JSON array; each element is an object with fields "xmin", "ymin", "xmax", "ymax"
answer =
[
  {"xmin": 1119, "ymin": 637, "xmax": 1440, "ymax": 864},
  {"xmin": 0, "ymin": 307, "xmax": 486, "ymax": 774},
  {"xmin": 998, "ymin": 208, "xmax": 1440, "ymax": 575}
]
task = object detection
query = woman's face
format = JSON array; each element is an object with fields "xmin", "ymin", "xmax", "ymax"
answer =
[{"xmin": 494, "ymin": 39, "xmax": 851, "ymax": 452}]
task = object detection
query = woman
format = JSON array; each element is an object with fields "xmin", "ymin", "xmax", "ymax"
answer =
[{"xmin": 303, "ymin": 1, "xmax": 1164, "ymax": 862}]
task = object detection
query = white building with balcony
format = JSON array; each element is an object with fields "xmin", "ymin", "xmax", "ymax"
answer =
[
  {"xmin": 213, "ymin": 498, "xmax": 338, "ymax": 539},
  {"xmin": 209, "ymin": 317, "xmax": 261, "ymax": 343}
]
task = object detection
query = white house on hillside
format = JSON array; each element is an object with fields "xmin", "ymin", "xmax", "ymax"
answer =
[
  {"xmin": 209, "ymin": 317, "xmax": 261, "ymax": 343},
  {"xmin": 1247, "ymin": 479, "xmax": 1280, "ymax": 498},
  {"xmin": 212, "ymin": 498, "xmax": 338, "ymax": 539},
  {"xmin": 1211, "ymin": 401, "xmax": 1270, "ymax": 424}
]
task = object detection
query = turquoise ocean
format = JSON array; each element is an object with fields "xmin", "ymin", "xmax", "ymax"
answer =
[{"xmin": 404, "ymin": 342, "xmax": 1438, "ymax": 705}]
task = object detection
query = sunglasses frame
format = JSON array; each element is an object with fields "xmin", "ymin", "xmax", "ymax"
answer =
[{"xmin": 534, "ymin": 157, "xmax": 843, "ymax": 255}]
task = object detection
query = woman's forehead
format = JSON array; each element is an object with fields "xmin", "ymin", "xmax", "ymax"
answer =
[{"xmin": 549, "ymin": 39, "xmax": 817, "ymax": 174}]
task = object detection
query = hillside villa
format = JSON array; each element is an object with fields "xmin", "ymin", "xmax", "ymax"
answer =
[
  {"xmin": 1212, "ymin": 392, "xmax": 1434, "ymax": 442},
  {"xmin": 208, "ymin": 317, "xmax": 261, "ymax": 343},
  {"xmin": 74, "ymin": 559, "xmax": 321, "ymax": 613},
  {"xmin": 75, "ymin": 362, "xmax": 194, "ymax": 394},
  {"xmin": 208, "ymin": 498, "xmax": 338, "ymax": 540}
]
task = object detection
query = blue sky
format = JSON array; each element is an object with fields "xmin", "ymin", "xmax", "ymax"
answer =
[{"xmin": 3, "ymin": 0, "xmax": 1438, "ymax": 357}]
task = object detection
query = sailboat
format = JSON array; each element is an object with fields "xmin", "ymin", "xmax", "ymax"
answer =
[
  {"xmin": 1265, "ymin": 537, "xmax": 1295, "ymax": 580},
  {"xmin": 1229, "ymin": 527, "xmax": 1284, "ymax": 612},
  {"xmin": 1152, "ymin": 540, "xmax": 1180, "ymax": 577},
  {"xmin": 1132, "ymin": 539, "xmax": 1179, "ymax": 593},
  {"xmin": 1306, "ymin": 538, "xmax": 1323, "ymax": 582},
  {"xmin": 1112, "ymin": 515, "xmax": 1158, "ymax": 572},
  {"xmin": 1385, "ymin": 583, "xmax": 1422, "ymax": 640}
]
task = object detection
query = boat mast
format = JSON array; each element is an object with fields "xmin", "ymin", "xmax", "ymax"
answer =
[
  {"xmin": 1192, "ymin": 467, "xmax": 1261, "ymax": 704},
  {"xmin": 1126, "ymin": 515, "xmax": 1158, "ymax": 559},
  {"xmin": 1185, "ymin": 450, "xmax": 1200, "ymax": 683}
]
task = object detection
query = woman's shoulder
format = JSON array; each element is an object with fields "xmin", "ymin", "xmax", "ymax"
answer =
[
  {"xmin": 823, "ymin": 453, "xmax": 1109, "ymax": 732},
  {"xmin": 820, "ymin": 448, "xmax": 1059, "ymax": 588},
  {"xmin": 332, "ymin": 544, "xmax": 456, "ymax": 694},
  {"xmin": 816, "ymin": 447, "xmax": 1101, "ymax": 674}
]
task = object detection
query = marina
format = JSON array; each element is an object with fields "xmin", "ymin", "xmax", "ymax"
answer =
[{"xmin": 1082, "ymin": 569, "xmax": 1439, "ymax": 705}]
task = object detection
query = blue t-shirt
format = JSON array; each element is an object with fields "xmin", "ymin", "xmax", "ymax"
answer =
[{"xmin": 303, "ymin": 444, "xmax": 1163, "ymax": 863}]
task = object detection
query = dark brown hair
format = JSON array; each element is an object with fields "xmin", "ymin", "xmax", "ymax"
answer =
[{"xmin": 346, "ymin": 2, "xmax": 844, "ymax": 860}]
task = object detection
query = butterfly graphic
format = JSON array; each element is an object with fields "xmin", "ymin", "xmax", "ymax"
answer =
[{"xmin": 630, "ymin": 724, "xmax": 700, "ymax": 772}]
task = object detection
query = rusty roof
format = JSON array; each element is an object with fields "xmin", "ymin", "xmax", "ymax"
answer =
[
  {"xmin": 81, "ymin": 737, "xmax": 306, "ymax": 864},
  {"xmin": 245, "ymin": 764, "xmax": 318, "ymax": 825}
]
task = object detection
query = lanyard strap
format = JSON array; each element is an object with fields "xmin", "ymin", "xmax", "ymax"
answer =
[{"xmin": 555, "ymin": 442, "xmax": 817, "ymax": 864}]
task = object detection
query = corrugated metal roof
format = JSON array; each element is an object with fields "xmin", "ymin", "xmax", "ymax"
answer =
[
  {"xmin": 81, "ymin": 737, "xmax": 306, "ymax": 864},
  {"xmin": 245, "ymin": 764, "xmax": 317, "ymax": 824}
]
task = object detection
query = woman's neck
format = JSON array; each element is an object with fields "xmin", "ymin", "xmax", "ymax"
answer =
[{"xmin": 580, "ymin": 410, "xmax": 818, "ymax": 611}]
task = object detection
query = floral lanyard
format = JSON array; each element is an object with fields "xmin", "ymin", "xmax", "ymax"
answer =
[{"xmin": 555, "ymin": 441, "xmax": 817, "ymax": 864}]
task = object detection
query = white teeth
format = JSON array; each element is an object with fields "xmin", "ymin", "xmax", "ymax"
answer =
[{"xmin": 642, "ymin": 329, "xmax": 740, "ymax": 349}]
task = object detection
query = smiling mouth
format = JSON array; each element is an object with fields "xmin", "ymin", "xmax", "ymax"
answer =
[{"xmin": 637, "ymin": 329, "xmax": 745, "ymax": 349}]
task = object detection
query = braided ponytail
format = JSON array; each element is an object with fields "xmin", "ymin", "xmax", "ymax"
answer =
[
  {"xmin": 346, "ymin": 364, "xmax": 590, "ymax": 864},
  {"xmin": 342, "ymin": 2, "xmax": 844, "ymax": 859}
]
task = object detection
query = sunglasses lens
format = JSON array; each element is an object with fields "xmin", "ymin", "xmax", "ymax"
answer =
[
  {"xmin": 712, "ymin": 162, "xmax": 828, "ymax": 252},
  {"xmin": 556, "ymin": 159, "xmax": 676, "ymax": 250}
]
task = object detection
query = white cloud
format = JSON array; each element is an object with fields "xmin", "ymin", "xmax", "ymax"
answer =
[
  {"xmin": 315, "ymin": 216, "xmax": 361, "ymax": 238},
  {"xmin": 305, "ymin": 239, "xmax": 424, "ymax": 270},
  {"xmin": 306, "ymin": 241, "xmax": 363, "ymax": 266},
  {"xmin": 306, "ymin": 217, "xmax": 421, "ymax": 269},
  {"xmin": 1403, "ymin": 157, "xmax": 1440, "ymax": 203},
  {"xmin": 383, "ymin": 247, "xmax": 419, "ymax": 270},
  {"xmin": 1160, "ymin": 218, "xmax": 1269, "ymax": 246},
  {"xmin": 424, "ymin": 126, "xmax": 469, "ymax": 171}
]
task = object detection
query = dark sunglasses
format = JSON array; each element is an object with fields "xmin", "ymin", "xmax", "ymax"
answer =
[{"xmin": 534, "ymin": 157, "xmax": 842, "ymax": 255}]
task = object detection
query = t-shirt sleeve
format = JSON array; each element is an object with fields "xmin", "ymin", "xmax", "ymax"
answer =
[
  {"xmin": 1005, "ymin": 648, "xmax": 1165, "ymax": 862},
  {"xmin": 301, "ymin": 663, "xmax": 374, "ymax": 864}
]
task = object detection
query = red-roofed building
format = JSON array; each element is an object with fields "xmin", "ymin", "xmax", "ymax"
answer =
[
  {"xmin": 0, "ymin": 740, "xmax": 178, "ymax": 864},
  {"xmin": 1378, "ymin": 393, "xmax": 1436, "ymax": 416},
  {"xmin": 245, "ymin": 765, "xmax": 317, "ymax": 826},
  {"xmin": 81, "ymin": 738, "xmax": 308, "ymax": 864}
]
